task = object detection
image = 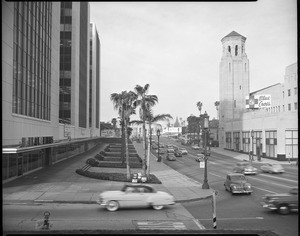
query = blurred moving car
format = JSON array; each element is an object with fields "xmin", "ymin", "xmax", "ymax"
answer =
[
  {"xmin": 224, "ymin": 173, "xmax": 253, "ymax": 195},
  {"xmin": 192, "ymin": 145, "xmax": 200, "ymax": 150},
  {"xmin": 98, "ymin": 184, "xmax": 175, "ymax": 211},
  {"xmin": 233, "ymin": 162, "xmax": 258, "ymax": 175},
  {"xmin": 179, "ymin": 148, "xmax": 188, "ymax": 155},
  {"xmin": 195, "ymin": 153, "xmax": 205, "ymax": 162},
  {"xmin": 260, "ymin": 187, "xmax": 298, "ymax": 215},
  {"xmin": 174, "ymin": 149, "xmax": 182, "ymax": 157},
  {"xmin": 200, "ymin": 147, "xmax": 211, "ymax": 156},
  {"xmin": 260, "ymin": 163, "xmax": 285, "ymax": 174}
]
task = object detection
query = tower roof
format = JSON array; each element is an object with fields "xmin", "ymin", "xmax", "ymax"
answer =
[{"xmin": 221, "ymin": 31, "xmax": 246, "ymax": 41}]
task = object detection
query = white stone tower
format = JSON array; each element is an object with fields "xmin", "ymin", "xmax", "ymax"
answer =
[{"xmin": 219, "ymin": 31, "xmax": 250, "ymax": 148}]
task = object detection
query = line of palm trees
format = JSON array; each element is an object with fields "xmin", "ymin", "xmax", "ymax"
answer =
[{"xmin": 110, "ymin": 84, "xmax": 172, "ymax": 181}]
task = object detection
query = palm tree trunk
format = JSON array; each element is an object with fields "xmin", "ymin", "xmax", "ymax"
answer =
[
  {"xmin": 142, "ymin": 118, "xmax": 147, "ymax": 176},
  {"xmin": 124, "ymin": 119, "xmax": 131, "ymax": 181},
  {"xmin": 146, "ymin": 121, "xmax": 151, "ymax": 178}
]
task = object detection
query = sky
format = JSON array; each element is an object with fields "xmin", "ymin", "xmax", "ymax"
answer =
[{"xmin": 89, "ymin": 0, "xmax": 297, "ymax": 126}]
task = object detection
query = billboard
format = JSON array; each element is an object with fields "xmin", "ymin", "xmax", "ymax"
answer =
[{"xmin": 245, "ymin": 95, "xmax": 271, "ymax": 109}]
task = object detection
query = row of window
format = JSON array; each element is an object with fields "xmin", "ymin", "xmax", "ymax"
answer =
[
  {"xmin": 226, "ymin": 130, "xmax": 298, "ymax": 158},
  {"xmin": 266, "ymin": 102, "xmax": 298, "ymax": 112},
  {"xmin": 284, "ymin": 87, "xmax": 297, "ymax": 97},
  {"xmin": 12, "ymin": 2, "xmax": 52, "ymax": 120}
]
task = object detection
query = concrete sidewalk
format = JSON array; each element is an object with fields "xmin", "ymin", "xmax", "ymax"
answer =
[
  {"xmin": 3, "ymin": 141, "xmax": 213, "ymax": 205},
  {"xmin": 211, "ymin": 147, "xmax": 298, "ymax": 165}
]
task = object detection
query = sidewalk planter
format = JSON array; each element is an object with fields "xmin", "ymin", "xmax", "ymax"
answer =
[{"xmin": 94, "ymin": 154, "xmax": 105, "ymax": 161}]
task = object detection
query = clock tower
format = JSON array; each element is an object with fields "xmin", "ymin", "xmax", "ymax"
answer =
[{"xmin": 219, "ymin": 31, "xmax": 250, "ymax": 148}]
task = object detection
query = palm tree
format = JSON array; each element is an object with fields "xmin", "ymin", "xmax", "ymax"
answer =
[
  {"xmin": 215, "ymin": 101, "xmax": 220, "ymax": 120},
  {"xmin": 111, "ymin": 91, "xmax": 137, "ymax": 181},
  {"xmin": 130, "ymin": 111, "xmax": 173, "ymax": 178},
  {"xmin": 196, "ymin": 101, "xmax": 203, "ymax": 115},
  {"xmin": 134, "ymin": 84, "xmax": 158, "ymax": 176},
  {"xmin": 111, "ymin": 118, "xmax": 117, "ymax": 134}
]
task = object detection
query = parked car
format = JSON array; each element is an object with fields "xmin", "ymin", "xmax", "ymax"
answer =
[
  {"xmin": 195, "ymin": 153, "xmax": 205, "ymax": 162},
  {"xmin": 192, "ymin": 145, "xmax": 200, "ymax": 150},
  {"xmin": 155, "ymin": 149, "xmax": 165, "ymax": 155},
  {"xmin": 224, "ymin": 173, "xmax": 253, "ymax": 195},
  {"xmin": 233, "ymin": 162, "xmax": 258, "ymax": 175},
  {"xmin": 98, "ymin": 184, "xmax": 175, "ymax": 211},
  {"xmin": 260, "ymin": 163, "xmax": 285, "ymax": 174},
  {"xmin": 260, "ymin": 187, "xmax": 298, "ymax": 215},
  {"xmin": 151, "ymin": 145, "xmax": 158, "ymax": 150},
  {"xmin": 179, "ymin": 148, "xmax": 188, "ymax": 155}
]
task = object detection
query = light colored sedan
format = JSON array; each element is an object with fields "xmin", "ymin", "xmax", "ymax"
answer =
[
  {"xmin": 233, "ymin": 162, "xmax": 258, "ymax": 175},
  {"xmin": 98, "ymin": 184, "xmax": 175, "ymax": 211},
  {"xmin": 192, "ymin": 145, "xmax": 200, "ymax": 150},
  {"xmin": 195, "ymin": 153, "xmax": 205, "ymax": 162},
  {"xmin": 260, "ymin": 163, "xmax": 285, "ymax": 174},
  {"xmin": 179, "ymin": 148, "xmax": 188, "ymax": 155}
]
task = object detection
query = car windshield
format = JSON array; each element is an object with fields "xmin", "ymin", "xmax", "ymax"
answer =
[{"xmin": 231, "ymin": 175, "xmax": 246, "ymax": 181}]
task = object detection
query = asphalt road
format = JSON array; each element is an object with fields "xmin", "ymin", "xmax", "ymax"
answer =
[{"xmin": 154, "ymin": 137, "xmax": 298, "ymax": 236}]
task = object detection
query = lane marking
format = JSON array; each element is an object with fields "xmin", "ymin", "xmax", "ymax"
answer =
[
  {"xmin": 198, "ymin": 217, "xmax": 264, "ymax": 221},
  {"xmin": 209, "ymin": 172, "xmax": 223, "ymax": 178},
  {"xmin": 258, "ymin": 173, "xmax": 298, "ymax": 183},
  {"xmin": 137, "ymin": 221, "xmax": 187, "ymax": 230},
  {"xmin": 247, "ymin": 176, "xmax": 295, "ymax": 188},
  {"xmin": 251, "ymin": 186, "xmax": 277, "ymax": 194},
  {"xmin": 193, "ymin": 219, "xmax": 206, "ymax": 229}
]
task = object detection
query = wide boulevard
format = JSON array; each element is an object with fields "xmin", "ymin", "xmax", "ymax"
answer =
[{"xmin": 156, "ymin": 136, "xmax": 298, "ymax": 236}]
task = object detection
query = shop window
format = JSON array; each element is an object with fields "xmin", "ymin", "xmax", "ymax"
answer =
[
  {"xmin": 288, "ymin": 104, "xmax": 291, "ymax": 111},
  {"xmin": 294, "ymin": 102, "xmax": 298, "ymax": 110},
  {"xmin": 288, "ymin": 89, "xmax": 291, "ymax": 96}
]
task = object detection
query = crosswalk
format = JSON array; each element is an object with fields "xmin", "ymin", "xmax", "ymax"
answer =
[{"xmin": 136, "ymin": 221, "xmax": 187, "ymax": 230}]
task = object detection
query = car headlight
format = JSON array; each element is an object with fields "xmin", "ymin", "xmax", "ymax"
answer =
[{"xmin": 231, "ymin": 185, "xmax": 237, "ymax": 189}]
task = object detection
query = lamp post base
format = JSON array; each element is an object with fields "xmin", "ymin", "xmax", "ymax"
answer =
[{"xmin": 202, "ymin": 181, "xmax": 210, "ymax": 189}]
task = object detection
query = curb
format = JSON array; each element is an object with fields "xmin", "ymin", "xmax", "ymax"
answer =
[{"xmin": 3, "ymin": 195, "xmax": 212, "ymax": 205}]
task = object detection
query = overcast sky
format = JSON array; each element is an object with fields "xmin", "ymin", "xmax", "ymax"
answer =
[{"xmin": 89, "ymin": 0, "xmax": 297, "ymax": 125}]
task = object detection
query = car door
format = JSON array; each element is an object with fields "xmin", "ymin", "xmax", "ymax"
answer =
[{"xmin": 122, "ymin": 186, "xmax": 144, "ymax": 207}]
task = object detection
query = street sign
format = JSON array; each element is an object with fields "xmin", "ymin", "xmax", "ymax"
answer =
[{"xmin": 200, "ymin": 161, "xmax": 205, "ymax": 168}]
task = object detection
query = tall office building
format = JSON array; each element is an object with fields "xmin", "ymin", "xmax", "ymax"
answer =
[
  {"xmin": 89, "ymin": 22, "xmax": 101, "ymax": 133},
  {"xmin": 2, "ymin": 2, "xmax": 61, "ymax": 146},
  {"xmin": 2, "ymin": 2, "xmax": 102, "ymax": 181}
]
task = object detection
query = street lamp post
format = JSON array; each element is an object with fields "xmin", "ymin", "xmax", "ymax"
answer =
[
  {"xmin": 202, "ymin": 111, "xmax": 210, "ymax": 189},
  {"xmin": 250, "ymin": 130, "xmax": 254, "ymax": 164},
  {"xmin": 157, "ymin": 129, "xmax": 161, "ymax": 162}
]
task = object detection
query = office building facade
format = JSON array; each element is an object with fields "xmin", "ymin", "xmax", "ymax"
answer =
[
  {"xmin": 2, "ymin": 2, "xmax": 101, "ymax": 182},
  {"xmin": 219, "ymin": 31, "xmax": 298, "ymax": 161}
]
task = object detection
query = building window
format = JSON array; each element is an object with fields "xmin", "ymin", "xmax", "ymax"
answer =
[
  {"xmin": 235, "ymin": 45, "xmax": 238, "ymax": 56},
  {"xmin": 294, "ymin": 87, "xmax": 298, "ymax": 95},
  {"xmin": 288, "ymin": 104, "xmax": 291, "ymax": 111},
  {"xmin": 283, "ymin": 105, "xmax": 285, "ymax": 111},
  {"xmin": 242, "ymin": 132, "xmax": 250, "ymax": 153},
  {"xmin": 225, "ymin": 132, "xmax": 232, "ymax": 149},
  {"xmin": 234, "ymin": 100, "xmax": 236, "ymax": 108},
  {"xmin": 252, "ymin": 131, "xmax": 262, "ymax": 156},
  {"xmin": 266, "ymin": 131, "xmax": 277, "ymax": 158},
  {"xmin": 288, "ymin": 89, "xmax": 291, "ymax": 96},
  {"xmin": 233, "ymin": 132, "xmax": 240, "ymax": 151},
  {"xmin": 228, "ymin": 46, "xmax": 231, "ymax": 53},
  {"xmin": 285, "ymin": 130, "xmax": 298, "ymax": 159},
  {"xmin": 283, "ymin": 91, "xmax": 284, "ymax": 98},
  {"xmin": 295, "ymin": 102, "xmax": 298, "ymax": 110}
]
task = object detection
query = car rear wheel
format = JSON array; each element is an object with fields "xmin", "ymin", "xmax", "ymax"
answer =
[
  {"xmin": 278, "ymin": 204, "xmax": 290, "ymax": 215},
  {"xmin": 153, "ymin": 205, "xmax": 164, "ymax": 210},
  {"xmin": 106, "ymin": 200, "xmax": 119, "ymax": 212}
]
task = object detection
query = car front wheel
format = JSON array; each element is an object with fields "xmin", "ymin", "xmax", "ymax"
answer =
[
  {"xmin": 153, "ymin": 205, "xmax": 164, "ymax": 210},
  {"xmin": 106, "ymin": 200, "xmax": 119, "ymax": 212}
]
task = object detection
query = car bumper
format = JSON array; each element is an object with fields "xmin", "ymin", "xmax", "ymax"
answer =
[
  {"xmin": 243, "ymin": 171, "xmax": 257, "ymax": 175},
  {"xmin": 232, "ymin": 189, "xmax": 253, "ymax": 194},
  {"xmin": 260, "ymin": 202, "xmax": 277, "ymax": 210}
]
